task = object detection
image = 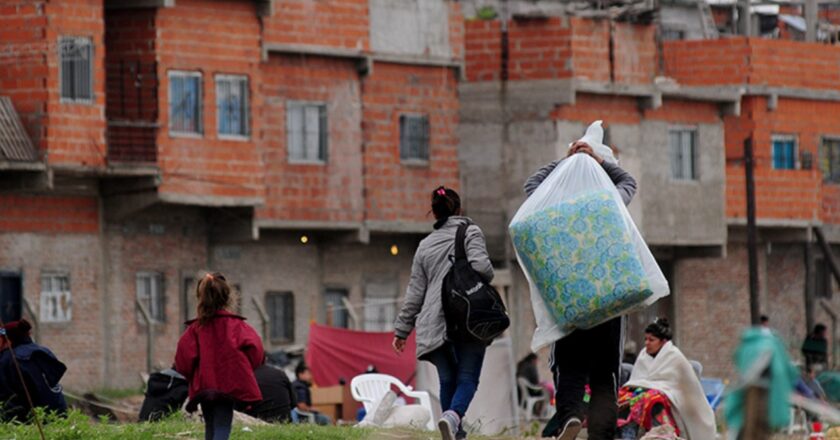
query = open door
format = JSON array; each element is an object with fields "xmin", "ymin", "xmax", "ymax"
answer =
[
  {"xmin": 0, "ymin": 272, "xmax": 23, "ymax": 324},
  {"xmin": 625, "ymin": 259, "xmax": 674, "ymax": 359}
]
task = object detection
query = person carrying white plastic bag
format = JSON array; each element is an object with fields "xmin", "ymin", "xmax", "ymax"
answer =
[{"xmin": 511, "ymin": 120, "xmax": 670, "ymax": 440}]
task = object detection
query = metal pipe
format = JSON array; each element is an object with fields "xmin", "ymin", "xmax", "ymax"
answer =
[
  {"xmin": 251, "ymin": 297, "xmax": 270, "ymax": 343},
  {"xmin": 21, "ymin": 297, "xmax": 39, "ymax": 342},
  {"xmin": 820, "ymin": 299, "xmax": 838, "ymax": 368}
]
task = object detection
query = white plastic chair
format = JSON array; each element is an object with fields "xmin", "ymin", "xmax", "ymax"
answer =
[
  {"xmin": 517, "ymin": 377, "xmax": 551, "ymax": 421},
  {"xmin": 350, "ymin": 373, "xmax": 435, "ymax": 431}
]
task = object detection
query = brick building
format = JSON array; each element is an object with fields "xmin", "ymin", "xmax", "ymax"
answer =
[
  {"xmin": 458, "ymin": 1, "xmax": 840, "ymax": 378},
  {"xmin": 0, "ymin": 0, "xmax": 462, "ymax": 389}
]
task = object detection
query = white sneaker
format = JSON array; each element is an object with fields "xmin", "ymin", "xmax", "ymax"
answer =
[
  {"xmin": 556, "ymin": 417, "xmax": 582, "ymax": 440},
  {"xmin": 438, "ymin": 410, "xmax": 460, "ymax": 440}
]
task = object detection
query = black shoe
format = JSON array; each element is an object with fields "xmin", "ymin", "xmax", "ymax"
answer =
[{"xmin": 555, "ymin": 417, "xmax": 582, "ymax": 440}]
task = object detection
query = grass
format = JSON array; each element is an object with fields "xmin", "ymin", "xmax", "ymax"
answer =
[{"xmin": 0, "ymin": 410, "xmax": 377, "ymax": 440}]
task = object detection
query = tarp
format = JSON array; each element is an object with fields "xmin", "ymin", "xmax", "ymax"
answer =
[
  {"xmin": 305, "ymin": 323, "xmax": 417, "ymax": 387},
  {"xmin": 416, "ymin": 337, "xmax": 519, "ymax": 436}
]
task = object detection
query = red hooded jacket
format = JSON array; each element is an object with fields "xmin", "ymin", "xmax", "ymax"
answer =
[{"xmin": 175, "ymin": 311, "xmax": 264, "ymax": 407}]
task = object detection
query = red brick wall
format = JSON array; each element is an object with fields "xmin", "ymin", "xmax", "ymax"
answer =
[
  {"xmin": 824, "ymin": 184, "xmax": 840, "ymax": 225},
  {"xmin": 105, "ymin": 9, "xmax": 158, "ymax": 163},
  {"xmin": 43, "ymin": 0, "xmax": 107, "ymax": 167},
  {"xmin": 821, "ymin": 5, "xmax": 840, "ymax": 24},
  {"xmin": 613, "ymin": 23, "xmax": 656, "ymax": 85},
  {"xmin": 725, "ymin": 97, "xmax": 840, "ymax": 222},
  {"xmin": 464, "ymin": 19, "xmax": 501, "ymax": 82},
  {"xmin": 711, "ymin": 6, "xmax": 732, "ymax": 30},
  {"xmin": 0, "ymin": 195, "xmax": 98, "ymax": 234},
  {"xmin": 552, "ymin": 94, "xmax": 641, "ymax": 125},
  {"xmin": 509, "ymin": 17, "xmax": 573, "ymax": 81},
  {"xmin": 155, "ymin": 0, "xmax": 264, "ymax": 201},
  {"xmin": 361, "ymin": 63, "xmax": 460, "ymax": 223},
  {"xmin": 448, "ymin": 1, "xmax": 464, "ymax": 60},
  {"xmin": 263, "ymin": 0, "xmax": 369, "ymax": 50},
  {"xmin": 663, "ymin": 38, "xmax": 751, "ymax": 86},
  {"xmin": 0, "ymin": 2, "xmax": 49, "ymax": 158},
  {"xmin": 257, "ymin": 55, "xmax": 364, "ymax": 223},
  {"xmin": 570, "ymin": 17, "xmax": 609, "ymax": 82}
]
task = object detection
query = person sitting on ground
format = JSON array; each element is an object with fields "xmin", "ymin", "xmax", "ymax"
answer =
[
  {"xmin": 802, "ymin": 323, "xmax": 829, "ymax": 370},
  {"xmin": 291, "ymin": 363, "xmax": 331, "ymax": 425},
  {"xmin": 245, "ymin": 364, "xmax": 296, "ymax": 423},
  {"xmin": 0, "ymin": 319, "xmax": 68, "ymax": 422},
  {"xmin": 760, "ymin": 315, "xmax": 770, "ymax": 328},
  {"xmin": 618, "ymin": 319, "xmax": 715, "ymax": 440}
]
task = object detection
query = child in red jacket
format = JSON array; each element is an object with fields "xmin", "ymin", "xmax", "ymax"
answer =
[{"xmin": 175, "ymin": 272, "xmax": 264, "ymax": 440}]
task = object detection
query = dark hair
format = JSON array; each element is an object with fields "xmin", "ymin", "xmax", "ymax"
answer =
[
  {"xmin": 522, "ymin": 353, "xmax": 538, "ymax": 363},
  {"xmin": 431, "ymin": 186, "xmax": 461, "ymax": 228},
  {"xmin": 196, "ymin": 272, "xmax": 231, "ymax": 326},
  {"xmin": 645, "ymin": 318, "xmax": 672, "ymax": 341},
  {"xmin": 295, "ymin": 362, "xmax": 309, "ymax": 378},
  {"xmin": 814, "ymin": 323, "xmax": 827, "ymax": 335},
  {"xmin": 760, "ymin": 315, "xmax": 769, "ymax": 323},
  {"xmin": 1, "ymin": 319, "xmax": 33, "ymax": 347}
]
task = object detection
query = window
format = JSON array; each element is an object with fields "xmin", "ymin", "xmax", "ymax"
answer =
[
  {"xmin": 40, "ymin": 274, "xmax": 71, "ymax": 323},
  {"xmin": 216, "ymin": 75, "xmax": 249, "ymax": 138},
  {"xmin": 169, "ymin": 71, "xmax": 202, "ymax": 134},
  {"xmin": 266, "ymin": 291, "xmax": 294, "ymax": 343},
  {"xmin": 182, "ymin": 276, "xmax": 196, "ymax": 325},
  {"xmin": 399, "ymin": 114, "xmax": 430, "ymax": 162},
  {"xmin": 820, "ymin": 138, "xmax": 840, "ymax": 183},
  {"xmin": 669, "ymin": 129, "xmax": 697, "ymax": 180},
  {"xmin": 136, "ymin": 272, "xmax": 165, "ymax": 323},
  {"xmin": 287, "ymin": 102, "xmax": 327, "ymax": 163},
  {"xmin": 816, "ymin": 258, "xmax": 834, "ymax": 300},
  {"xmin": 772, "ymin": 135, "xmax": 797, "ymax": 170},
  {"xmin": 363, "ymin": 280, "xmax": 398, "ymax": 332},
  {"xmin": 59, "ymin": 37, "xmax": 93, "ymax": 101},
  {"xmin": 324, "ymin": 288, "xmax": 349, "ymax": 329},
  {"xmin": 0, "ymin": 272, "xmax": 22, "ymax": 324},
  {"xmin": 661, "ymin": 28, "xmax": 686, "ymax": 41}
]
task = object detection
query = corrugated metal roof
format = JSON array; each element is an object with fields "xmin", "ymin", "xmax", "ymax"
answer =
[{"xmin": 0, "ymin": 96, "xmax": 38, "ymax": 161}]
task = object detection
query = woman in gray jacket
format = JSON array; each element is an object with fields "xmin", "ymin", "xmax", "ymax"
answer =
[{"xmin": 393, "ymin": 186, "xmax": 494, "ymax": 440}]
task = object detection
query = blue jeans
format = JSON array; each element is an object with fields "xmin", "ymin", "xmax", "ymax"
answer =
[
  {"xmin": 201, "ymin": 400, "xmax": 233, "ymax": 440},
  {"xmin": 427, "ymin": 341, "xmax": 487, "ymax": 418},
  {"xmin": 291, "ymin": 408, "xmax": 331, "ymax": 425}
]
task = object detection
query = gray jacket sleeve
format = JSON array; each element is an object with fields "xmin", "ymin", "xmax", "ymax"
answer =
[
  {"xmin": 466, "ymin": 225, "xmax": 494, "ymax": 282},
  {"xmin": 523, "ymin": 158, "xmax": 638, "ymax": 206},
  {"xmin": 394, "ymin": 251, "xmax": 427, "ymax": 339}
]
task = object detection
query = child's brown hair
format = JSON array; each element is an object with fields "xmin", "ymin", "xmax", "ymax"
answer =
[{"xmin": 196, "ymin": 272, "xmax": 232, "ymax": 326}]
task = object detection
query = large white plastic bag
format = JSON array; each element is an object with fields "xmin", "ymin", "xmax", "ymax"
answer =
[{"xmin": 509, "ymin": 154, "xmax": 669, "ymax": 350}]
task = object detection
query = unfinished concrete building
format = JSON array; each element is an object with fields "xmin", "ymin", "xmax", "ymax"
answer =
[
  {"xmin": 0, "ymin": 0, "xmax": 463, "ymax": 389},
  {"xmin": 459, "ymin": 0, "xmax": 840, "ymax": 378}
]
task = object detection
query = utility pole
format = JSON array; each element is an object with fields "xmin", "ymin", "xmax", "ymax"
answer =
[
  {"xmin": 745, "ymin": 138, "xmax": 760, "ymax": 325},
  {"xmin": 738, "ymin": 0, "xmax": 752, "ymax": 36}
]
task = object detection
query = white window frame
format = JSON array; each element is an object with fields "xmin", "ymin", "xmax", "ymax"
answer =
[
  {"xmin": 58, "ymin": 36, "xmax": 94, "ymax": 104},
  {"xmin": 771, "ymin": 134, "xmax": 799, "ymax": 170},
  {"xmin": 40, "ymin": 273, "xmax": 72, "ymax": 323},
  {"xmin": 136, "ymin": 272, "xmax": 166, "ymax": 324},
  {"xmin": 168, "ymin": 71, "xmax": 203, "ymax": 138},
  {"xmin": 286, "ymin": 101, "xmax": 328, "ymax": 165},
  {"xmin": 399, "ymin": 113, "xmax": 430, "ymax": 165},
  {"xmin": 215, "ymin": 74, "xmax": 250, "ymax": 141},
  {"xmin": 669, "ymin": 128, "xmax": 698, "ymax": 181}
]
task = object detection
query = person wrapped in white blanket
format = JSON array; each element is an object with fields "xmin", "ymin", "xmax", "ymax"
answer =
[{"xmin": 619, "ymin": 319, "xmax": 716, "ymax": 440}]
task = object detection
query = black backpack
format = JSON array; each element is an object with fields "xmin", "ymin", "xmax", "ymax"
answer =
[{"xmin": 442, "ymin": 223, "xmax": 510, "ymax": 344}]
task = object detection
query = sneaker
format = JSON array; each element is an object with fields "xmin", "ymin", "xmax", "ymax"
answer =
[
  {"xmin": 438, "ymin": 410, "xmax": 460, "ymax": 440},
  {"xmin": 556, "ymin": 417, "xmax": 582, "ymax": 440},
  {"xmin": 455, "ymin": 427, "xmax": 467, "ymax": 440}
]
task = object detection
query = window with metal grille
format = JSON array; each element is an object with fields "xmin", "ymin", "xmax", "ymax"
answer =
[
  {"xmin": 266, "ymin": 291, "xmax": 294, "ymax": 343},
  {"xmin": 772, "ymin": 135, "xmax": 797, "ymax": 170},
  {"xmin": 216, "ymin": 75, "xmax": 249, "ymax": 137},
  {"xmin": 363, "ymin": 280, "xmax": 397, "ymax": 332},
  {"xmin": 169, "ymin": 71, "xmax": 202, "ymax": 134},
  {"xmin": 287, "ymin": 102, "xmax": 327, "ymax": 163},
  {"xmin": 59, "ymin": 37, "xmax": 93, "ymax": 102},
  {"xmin": 399, "ymin": 114, "xmax": 430, "ymax": 162},
  {"xmin": 324, "ymin": 288, "xmax": 349, "ymax": 329},
  {"xmin": 669, "ymin": 129, "xmax": 697, "ymax": 180},
  {"xmin": 820, "ymin": 138, "xmax": 840, "ymax": 183},
  {"xmin": 137, "ymin": 272, "xmax": 165, "ymax": 323},
  {"xmin": 40, "ymin": 274, "xmax": 71, "ymax": 323}
]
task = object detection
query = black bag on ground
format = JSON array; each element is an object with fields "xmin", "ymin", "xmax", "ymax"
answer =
[
  {"xmin": 442, "ymin": 223, "xmax": 510, "ymax": 343},
  {"xmin": 138, "ymin": 369, "xmax": 188, "ymax": 422}
]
